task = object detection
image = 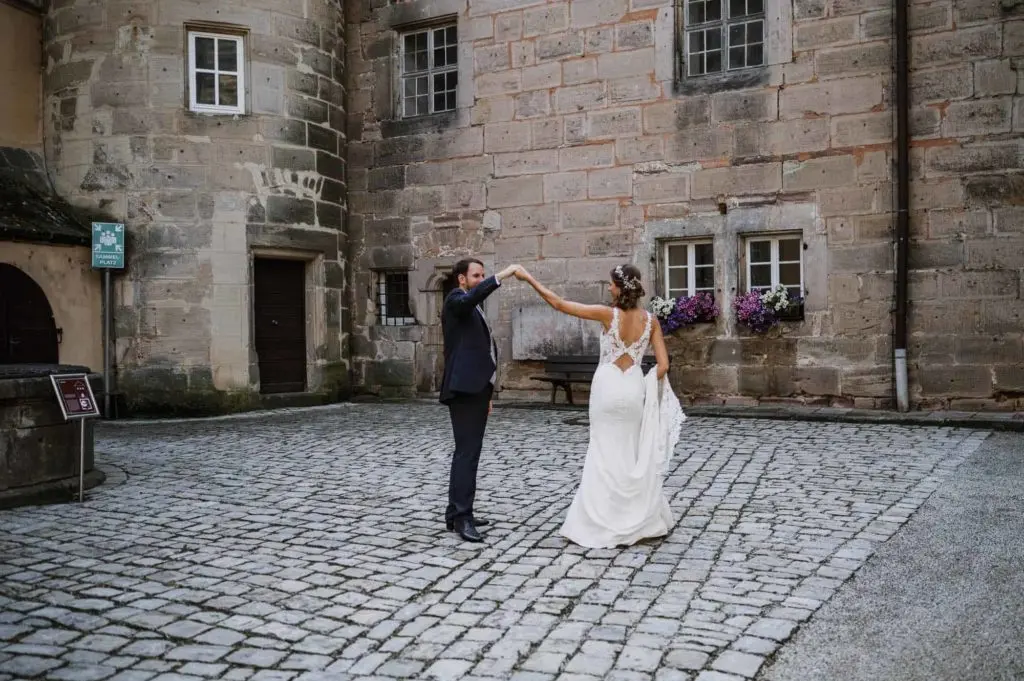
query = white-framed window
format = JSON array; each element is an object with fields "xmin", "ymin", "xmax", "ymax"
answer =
[
  {"xmin": 663, "ymin": 241, "xmax": 715, "ymax": 298},
  {"xmin": 745, "ymin": 234, "xmax": 803, "ymax": 298},
  {"xmin": 376, "ymin": 271, "xmax": 416, "ymax": 326},
  {"xmin": 400, "ymin": 24, "xmax": 458, "ymax": 118},
  {"xmin": 685, "ymin": 0, "xmax": 765, "ymax": 77},
  {"xmin": 187, "ymin": 30, "xmax": 245, "ymax": 115}
]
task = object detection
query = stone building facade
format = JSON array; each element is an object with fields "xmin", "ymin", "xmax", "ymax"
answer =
[
  {"xmin": 36, "ymin": 0, "xmax": 350, "ymax": 413},
  {"xmin": 346, "ymin": 0, "xmax": 1024, "ymax": 411},
  {"xmin": 1, "ymin": 0, "xmax": 102, "ymax": 372},
  {"xmin": 3, "ymin": 0, "xmax": 1021, "ymax": 414}
]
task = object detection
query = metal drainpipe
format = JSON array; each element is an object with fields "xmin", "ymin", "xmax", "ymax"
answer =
[{"xmin": 893, "ymin": 0, "xmax": 911, "ymax": 412}]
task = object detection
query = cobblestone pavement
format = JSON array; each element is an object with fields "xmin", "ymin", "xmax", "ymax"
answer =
[{"xmin": 0, "ymin": 403, "xmax": 989, "ymax": 681}]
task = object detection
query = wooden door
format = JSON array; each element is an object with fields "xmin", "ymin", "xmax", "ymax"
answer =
[
  {"xmin": 253, "ymin": 258, "xmax": 306, "ymax": 394},
  {"xmin": 0, "ymin": 264, "xmax": 59, "ymax": 364}
]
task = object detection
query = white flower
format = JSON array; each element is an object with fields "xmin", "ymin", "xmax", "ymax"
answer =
[
  {"xmin": 649, "ymin": 296, "xmax": 675, "ymax": 318},
  {"xmin": 760, "ymin": 284, "xmax": 790, "ymax": 312}
]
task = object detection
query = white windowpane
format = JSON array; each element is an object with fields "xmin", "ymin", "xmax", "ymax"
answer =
[
  {"xmin": 749, "ymin": 240, "xmax": 771, "ymax": 264},
  {"xmin": 189, "ymin": 33, "xmax": 244, "ymax": 114},
  {"xmin": 195, "ymin": 72, "xmax": 216, "ymax": 105},
  {"xmin": 403, "ymin": 32, "xmax": 428, "ymax": 72},
  {"xmin": 694, "ymin": 243, "xmax": 713, "ymax": 265},
  {"xmin": 779, "ymin": 238, "xmax": 801, "ymax": 262},
  {"xmin": 219, "ymin": 75, "xmax": 238, "ymax": 106},
  {"xmin": 401, "ymin": 24, "xmax": 458, "ymax": 117},
  {"xmin": 688, "ymin": 28, "xmax": 722, "ymax": 76},
  {"xmin": 195, "ymin": 37, "xmax": 215, "ymax": 70},
  {"xmin": 746, "ymin": 236, "xmax": 803, "ymax": 294},
  {"xmin": 218, "ymin": 39, "xmax": 237, "ymax": 72},
  {"xmin": 686, "ymin": 0, "xmax": 763, "ymax": 77},
  {"xmin": 695, "ymin": 266, "xmax": 715, "ymax": 290},
  {"xmin": 728, "ymin": 20, "xmax": 764, "ymax": 69},
  {"xmin": 750, "ymin": 264, "xmax": 772, "ymax": 289},
  {"xmin": 669, "ymin": 268, "xmax": 688, "ymax": 292},
  {"xmin": 667, "ymin": 245, "xmax": 688, "ymax": 267},
  {"xmin": 779, "ymin": 262, "xmax": 801, "ymax": 287},
  {"xmin": 687, "ymin": 0, "xmax": 721, "ymax": 23},
  {"xmin": 664, "ymin": 242, "xmax": 714, "ymax": 297},
  {"xmin": 377, "ymin": 272, "xmax": 415, "ymax": 326}
]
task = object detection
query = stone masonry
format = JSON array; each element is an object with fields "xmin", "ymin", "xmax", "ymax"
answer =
[
  {"xmin": 345, "ymin": 0, "xmax": 1024, "ymax": 411},
  {"xmin": 41, "ymin": 0, "xmax": 350, "ymax": 413}
]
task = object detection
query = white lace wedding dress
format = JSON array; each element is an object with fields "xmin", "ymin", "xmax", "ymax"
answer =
[{"xmin": 560, "ymin": 309, "xmax": 684, "ymax": 549}]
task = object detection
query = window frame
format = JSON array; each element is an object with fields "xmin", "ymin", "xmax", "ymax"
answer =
[
  {"xmin": 375, "ymin": 270, "xmax": 416, "ymax": 327},
  {"xmin": 662, "ymin": 239, "xmax": 716, "ymax": 299},
  {"xmin": 744, "ymin": 233, "xmax": 805, "ymax": 296},
  {"xmin": 399, "ymin": 23, "xmax": 459, "ymax": 119},
  {"xmin": 186, "ymin": 29, "xmax": 246, "ymax": 115},
  {"xmin": 680, "ymin": 0, "xmax": 766, "ymax": 80}
]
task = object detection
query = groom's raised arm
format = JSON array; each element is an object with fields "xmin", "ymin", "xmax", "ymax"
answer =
[{"xmin": 445, "ymin": 276, "xmax": 501, "ymax": 318}]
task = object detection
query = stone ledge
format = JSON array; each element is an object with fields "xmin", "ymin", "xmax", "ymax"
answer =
[{"xmin": 0, "ymin": 468, "xmax": 106, "ymax": 510}]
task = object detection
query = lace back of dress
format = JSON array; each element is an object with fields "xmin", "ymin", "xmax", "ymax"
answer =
[{"xmin": 602, "ymin": 308, "xmax": 651, "ymax": 369}]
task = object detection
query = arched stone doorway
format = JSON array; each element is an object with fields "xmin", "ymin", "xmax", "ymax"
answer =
[
  {"xmin": 413, "ymin": 268, "xmax": 458, "ymax": 393},
  {"xmin": 0, "ymin": 264, "xmax": 59, "ymax": 364}
]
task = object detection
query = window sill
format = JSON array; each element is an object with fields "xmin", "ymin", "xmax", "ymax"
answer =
[
  {"xmin": 673, "ymin": 66, "xmax": 769, "ymax": 96},
  {"xmin": 381, "ymin": 110, "xmax": 459, "ymax": 138},
  {"xmin": 185, "ymin": 108, "xmax": 248, "ymax": 118}
]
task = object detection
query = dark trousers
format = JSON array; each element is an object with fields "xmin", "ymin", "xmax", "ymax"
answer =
[{"xmin": 445, "ymin": 384, "xmax": 493, "ymax": 524}]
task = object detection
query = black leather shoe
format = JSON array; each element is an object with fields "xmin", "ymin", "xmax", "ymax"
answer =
[
  {"xmin": 454, "ymin": 518, "xmax": 483, "ymax": 543},
  {"xmin": 446, "ymin": 517, "xmax": 489, "ymax": 530}
]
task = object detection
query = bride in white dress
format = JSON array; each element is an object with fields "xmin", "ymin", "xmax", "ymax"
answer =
[{"xmin": 515, "ymin": 264, "xmax": 684, "ymax": 549}]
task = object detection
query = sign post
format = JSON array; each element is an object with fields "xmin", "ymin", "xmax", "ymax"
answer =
[
  {"xmin": 92, "ymin": 223, "xmax": 125, "ymax": 418},
  {"xmin": 50, "ymin": 374, "xmax": 101, "ymax": 502}
]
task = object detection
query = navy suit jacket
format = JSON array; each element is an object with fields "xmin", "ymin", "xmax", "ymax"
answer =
[{"xmin": 440, "ymin": 276, "xmax": 500, "ymax": 404}]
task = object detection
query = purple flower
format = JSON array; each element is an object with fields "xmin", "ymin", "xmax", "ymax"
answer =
[
  {"xmin": 656, "ymin": 292, "xmax": 719, "ymax": 334},
  {"xmin": 733, "ymin": 290, "xmax": 778, "ymax": 333}
]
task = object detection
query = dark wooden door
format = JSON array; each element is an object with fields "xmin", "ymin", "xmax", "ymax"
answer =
[
  {"xmin": 0, "ymin": 264, "xmax": 59, "ymax": 364},
  {"xmin": 253, "ymin": 258, "xmax": 306, "ymax": 394}
]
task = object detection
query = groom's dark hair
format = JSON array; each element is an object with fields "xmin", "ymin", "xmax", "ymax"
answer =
[
  {"xmin": 452, "ymin": 258, "xmax": 484, "ymax": 279},
  {"xmin": 446, "ymin": 257, "xmax": 484, "ymax": 290}
]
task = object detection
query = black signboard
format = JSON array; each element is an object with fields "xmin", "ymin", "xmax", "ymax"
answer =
[{"xmin": 50, "ymin": 374, "xmax": 100, "ymax": 420}]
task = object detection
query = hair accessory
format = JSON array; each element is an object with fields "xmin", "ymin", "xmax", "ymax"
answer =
[{"xmin": 614, "ymin": 265, "xmax": 639, "ymax": 291}]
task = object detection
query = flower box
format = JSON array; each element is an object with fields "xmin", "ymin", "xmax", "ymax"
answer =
[
  {"xmin": 734, "ymin": 285, "xmax": 804, "ymax": 333},
  {"xmin": 649, "ymin": 292, "xmax": 720, "ymax": 334}
]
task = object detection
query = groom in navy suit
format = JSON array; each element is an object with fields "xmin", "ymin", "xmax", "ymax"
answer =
[{"xmin": 440, "ymin": 258, "xmax": 521, "ymax": 542}]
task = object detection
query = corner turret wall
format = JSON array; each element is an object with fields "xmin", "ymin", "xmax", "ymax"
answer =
[{"xmin": 42, "ymin": 0, "xmax": 349, "ymax": 413}]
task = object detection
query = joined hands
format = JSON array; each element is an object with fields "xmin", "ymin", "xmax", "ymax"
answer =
[{"xmin": 497, "ymin": 264, "xmax": 531, "ymax": 282}]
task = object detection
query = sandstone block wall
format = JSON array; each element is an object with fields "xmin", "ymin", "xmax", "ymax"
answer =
[
  {"xmin": 347, "ymin": 0, "xmax": 1023, "ymax": 410},
  {"xmin": 902, "ymin": 1, "xmax": 1024, "ymax": 410},
  {"xmin": 42, "ymin": 0, "xmax": 350, "ymax": 412}
]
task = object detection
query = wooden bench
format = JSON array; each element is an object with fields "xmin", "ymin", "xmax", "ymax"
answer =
[{"xmin": 531, "ymin": 354, "xmax": 656, "ymax": 405}]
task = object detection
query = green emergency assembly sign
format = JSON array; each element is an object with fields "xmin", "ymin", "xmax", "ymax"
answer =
[{"xmin": 92, "ymin": 222, "xmax": 124, "ymax": 269}]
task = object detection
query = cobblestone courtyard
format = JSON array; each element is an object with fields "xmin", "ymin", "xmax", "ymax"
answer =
[{"xmin": 0, "ymin": 404, "xmax": 990, "ymax": 681}]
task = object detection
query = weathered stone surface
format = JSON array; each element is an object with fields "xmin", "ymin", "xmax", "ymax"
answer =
[
  {"xmin": 912, "ymin": 25, "xmax": 1001, "ymax": 66},
  {"xmin": 40, "ymin": 0, "xmax": 349, "ymax": 411},
  {"xmin": 0, "ymin": 370, "xmax": 103, "ymax": 507},
  {"xmin": 692, "ymin": 163, "xmax": 781, "ymax": 198},
  {"xmin": 780, "ymin": 77, "xmax": 884, "ymax": 118},
  {"xmin": 37, "ymin": 0, "xmax": 996, "ymax": 408}
]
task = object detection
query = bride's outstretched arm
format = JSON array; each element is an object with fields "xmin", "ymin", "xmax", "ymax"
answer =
[
  {"xmin": 650, "ymin": 317, "xmax": 670, "ymax": 380},
  {"xmin": 517, "ymin": 269, "xmax": 613, "ymax": 325}
]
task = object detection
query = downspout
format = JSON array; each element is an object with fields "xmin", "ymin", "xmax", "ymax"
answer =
[{"xmin": 893, "ymin": 0, "xmax": 911, "ymax": 412}]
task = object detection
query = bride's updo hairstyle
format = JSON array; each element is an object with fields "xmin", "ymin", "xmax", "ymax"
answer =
[{"xmin": 610, "ymin": 264, "xmax": 645, "ymax": 310}]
